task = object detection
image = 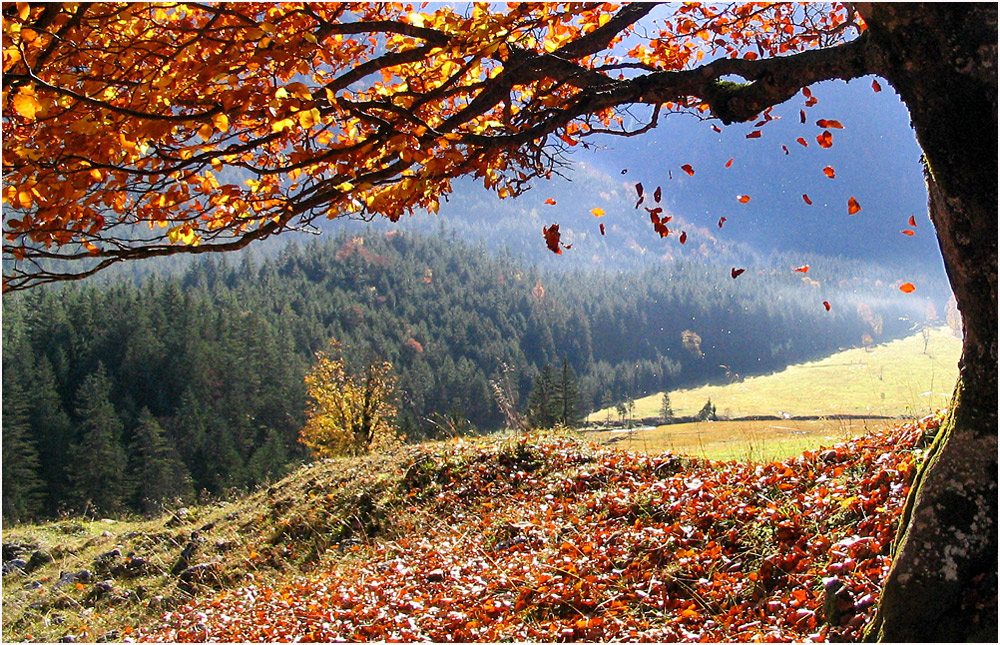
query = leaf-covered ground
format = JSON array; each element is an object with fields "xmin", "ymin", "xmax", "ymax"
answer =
[{"xmin": 137, "ymin": 417, "xmax": 936, "ymax": 643}]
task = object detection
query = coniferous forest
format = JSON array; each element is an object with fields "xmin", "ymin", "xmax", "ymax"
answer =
[{"xmin": 2, "ymin": 230, "xmax": 933, "ymax": 521}]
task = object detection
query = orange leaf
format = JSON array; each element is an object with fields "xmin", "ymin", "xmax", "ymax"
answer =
[
  {"xmin": 543, "ymin": 224, "xmax": 562, "ymax": 254},
  {"xmin": 711, "ymin": 124, "xmax": 722, "ymax": 133},
  {"xmin": 544, "ymin": 198, "xmax": 557, "ymax": 205},
  {"xmin": 796, "ymin": 137, "xmax": 808, "ymax": 147},
  {"xmin": 817, "ymin": 131, "xmax": 834, "ymax": 148},
  {"xmin": 681, "ymin": 164, "xmax": 695, "ymax": 176},
  {"xmin": 746, "ymin": 130, "xmax": 762, "ymax": 139},
  {"xmin": 847, "ymin": 196, "xmax": 861, "ymax": 214},
  {"xmin": 737, "ymin": 194, "xmax": 750, "ymax": 203},
  {"xmin": 590, "ymin": 207, "xmax": 605, "ymax": 217},
  {"xmin": 899, "ymin": 282, "xmax": 916, "ymax": 293},
  {"xmin": 816, "ymin": 119, "xmax": 844, "ymax": 129},
  {"xmin": 824, "ymin": 301, "xmax": 831, "ymax": 311},
  {"xmin": 908, "ymin": 215, "xmax": 917, "ymax": 227},
  {"xmin": 901, "ymin": 229, "xmax": 915, "ymax": 236},
  {"xmin": 802, "ymin": 194, "xmax": 813, "ymax": 205},
  {"xmin": 679, "ymin": 231, "xmax": 687, "ymax": 244},
  {"xmin": 725, "ymin": 158, "xmax": 734, "ymax": 168},
  {"xmin": 872, "ymin": 79, "xmax": 882, "ymax": 92},
  {"xmin": 823, "ymin": 166, "xmax": 836, "ymax": 178},
  {"xmin": 731, "ymin": 267, "xmax": 745, "ymax": 279},
  {"xmin": 794, "ymin": 265, "xmax": 809, "ymax": 273}
]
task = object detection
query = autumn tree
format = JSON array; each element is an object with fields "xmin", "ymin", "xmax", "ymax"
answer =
[
  {"xmin": 300, "ymin": 343, "xmax": 400, "ymax": 458},
  {"xmin": 2, "ymin": 3, "xmax": 995, "ymax": 640}
]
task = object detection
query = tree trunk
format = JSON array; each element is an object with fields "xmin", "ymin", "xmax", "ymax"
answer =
[{"xmin": 857, "ymin": 4, "xmax": 997, "ymax": 641}]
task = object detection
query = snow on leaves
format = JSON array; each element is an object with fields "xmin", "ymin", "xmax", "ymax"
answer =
[{"xmin": 142, "ymin": 420, "xmax": 934, "ymax": 643}]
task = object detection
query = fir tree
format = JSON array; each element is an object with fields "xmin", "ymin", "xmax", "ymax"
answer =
[
  {"xmin": 129, "ymin": 408, "xmax": 193, "ymax": 515},
  {"xmin": 69, "ymin": 365, "xmax": 130, "ymax": 515},
  {"xmin": 555, "ymin": 358, "xmax": 582, "ymax": 427},
  {"xmin": 660, "ymin": 392, "xmax": 674, "ymax": 422},
  {"xmin": 526, "ymin": 364, "xmax": 559, "ymax": 429},
  {"xmin": 2, "ymin": 380, "xmax": 45, "ymax": 521}
]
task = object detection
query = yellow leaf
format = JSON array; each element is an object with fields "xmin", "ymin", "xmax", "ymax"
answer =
[
  {"xmin": 298, "ymin": 107, "xmax": 321, "ymax": 129},
  {"xmin": 303, "ymin": 32, "xmax": 318, "ymax": 44},
  {"xmin": 197, "ymin": 123, "xmax": 213, "ymax": 141},
  {"xmin": 17, "ymin": 190, "xmax": 32, "ymax": 208},
  {"xmin": 12, "ymin": 91, "xmax": 40, "ymax": 121},
  {"xmin": 212, "ymin": 112, "xmax": 230, "ymax": 132},
  {"xmin": 590, "ymin": 207, "xmax": 605, "ymax": 217},
  {"xmin": 90, "ymin": 169, "xmax": 103, "ymax": 181},
  {"xmin": 271, "ymin": 118, "xmax": 295, "ymax": 133},
  {"xmin": 17, "ymin": 2, "xmax": 30, "ymax": 21}
]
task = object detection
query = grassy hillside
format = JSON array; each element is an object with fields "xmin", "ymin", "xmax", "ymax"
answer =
[
  {"xmin": 589, "ymin": 326, "xmax": 961, "ymax": 421},
  {"xmin": 2, "ymin": 419, "xmax": 939, "ymax": 642}
]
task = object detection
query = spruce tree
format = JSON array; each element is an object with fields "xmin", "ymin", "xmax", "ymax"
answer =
[
  {"xmin": 2, "ymin": 380, "xmax": 45, "ymax": 522},
  {"xmin": 129, "ymin": 408, "xmax": 193, "ymax": 515},
  {"xmin": 555, "ymin": 358, "xmax": 581, "ymax": 427},
  {"xmin": 659, "ymin": 392, "xmax": 674, "ymax": 422},
  {"xmin": 526, "ymin": 364, "xmax": 558, "ymax": 429},
  {"xmin": 69, "ymin": 365, "xmax": 130, "ymax": 515}
]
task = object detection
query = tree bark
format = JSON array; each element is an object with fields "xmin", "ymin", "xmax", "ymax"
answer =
[{"xmin": 856, "ymin": 4, "xmax": 998, "ymax": 641}]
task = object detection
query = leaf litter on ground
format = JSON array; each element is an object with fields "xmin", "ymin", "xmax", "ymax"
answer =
[{"xmin": 138, "ymin": 416, "xmax": 939, "ymax": 643}]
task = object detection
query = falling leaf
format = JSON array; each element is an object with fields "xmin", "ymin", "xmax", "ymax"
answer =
[
  {"xmin": 635, "ymin": 183, "xmax": 644, "ymax": 198},
  {"xmin": 544, "ymin": 198, "xmax": 556, "ymax": 205},
  {"xmin": 668, "ymin": 170, "xmax": 673, "ymax": 180},
  {"xmin": 746, "ymin": 130, "xmax": 762, "ymax": 139},
  {"xmin": 718, "ymin": 217, "xmax": 726, "ymax": 228},
  {"xmin": 737, "ymin": 194, "xmax": 750, "ymax": 203},
  {"xmin": 901, "ymin": 229, "xmax": 915, "ymax": 236},
  {"xmin": 823, "ymin": 166, "xmax": 836, "ymax": 178},
  {"xmin": 796, "ymin": 137, "xmax": 808, "ymax": 147},
  {"xmin": 731, "ymin": 267, "xmax": 746, "ymax": 279},
  {"xmin": 599, "ymin": 223, "xmax": 606, "ymax": 235},
  {"xmin": 816, "ymin": 119, "xmax": 844, "ymax": 129},
  {"xmin": 654, "ymin": 186, "xmax": 662, "ymax": 202},
  {"xmin": 908, "ymin": 215, "xmax": 917, "ymax": 227},
  {"xmin": 645, "ymin": 206, "xmax": 663, "ymax": 216},
  {"xmin": 847, "ymin": 197, "xmax": 861, "ymax": 214},
  {"xmin": 725, "ymin": 158, "xmax": 734, "ymax": 168},
  {"xmin": 711, "ymin": 124, "xmax": 722, "ymax": 133},
  {"xmin": 824, "ymin": 301, "xmax": 831, "ymax": 311},
  {"xmin": 794, "ymin": 265, "xmax": 810, "ymax": 273},
  {"xmin": 816, "ymin": 131, "xmax": 834, "ymax": 148},
  {"xmin": 800, "ymin": 110, "xmax": 807, "ymax": 124},
  {"xmin": 679, "ymin": 231, "xmax": 687, "ymax": 244},
  {"xmin": 543, "ymin": 224, "xmax": 562, "ymax": 254},
  {"xmin": 872, "ymin": 79, "xmax": 883, "ymax": 92},
  {"xmin": 899, "ymin": 282, "xmax": 916, "ymax": 293},
  {"xmin": 620, "ymin": 168, "xmax": 628, "ymax": 175},
  {"xmin": 590, "ymin": 207, "xmax": 605, "ymax": 217},
  {"xmin": 781, "ymin": 145, "xmax": 789, "ymax": 155},
  {"xmin": 681, "ymin": 164, "xmax": 695, "ymax": 176},
  {"xmin": 802, "ymin": 194, "xmax": 813, "ymax": 205}
]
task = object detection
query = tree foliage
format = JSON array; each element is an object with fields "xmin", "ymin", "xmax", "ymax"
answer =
[{"xmin": 300, "ymin": 343, "xmax": 401, "ymax": 458}]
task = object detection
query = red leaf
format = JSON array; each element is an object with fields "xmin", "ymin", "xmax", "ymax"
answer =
[
  {"xmin": 654, "ymin": 186, "xmax": 662, "ymax": 202},
  {"xmin": 800, "ymin": 109, "xmax": 807, "ymax": 124},
  {"xmin": 901, "ymin": 229, "xmax": 915, "ymax": 236},
  {"xmin": 908, "ymin": 215, "xmax": 917, "ymax": 227},
  {"xmin": 544, "ymin": 198, "xmax": 557, "ymax": 205},
  {"xmin": 718, "ymin": 217, "xmax": 726, "ymax": 228},
  {"xmin": 635, "ymin": 182, "xmax": 644, "ymax": 198},
  {"xmin": 679, "ymin": 231, "xmax": 687, "ymax": 244},
  {"xmin": 711, "ymin": 124, "xmax": 722, "ymax": 133},
  {"xmin": 796, "ymin": 137, "xmax": 808, "ymax": 147},
  {"xmin": 847, "ymin": 196, "xmax": 862, "ymax": 214},
  {"xmin": 781, "ymin": 145, "xmax": 789, "ymax": 155},
  {"xmin": 668, "ymin": 170, "xmax": 673, "ymax": 180},
  {"xmin": 737, "ymin": 194, "xmax": 751, "ymax": 203},
  {"xmin": 805, "ymin": 96, "xmax": 819, "ymax": 107},
  {"xmin": 543, "ymin": 224, "xmax": 562, "ymax": 254},
  {"xmin": 899, "ymin": 282, "xmax": 916, "ymax": 293},
  {"xmin": 817, "ymin": 131, "xmax": 834, "ymax": 148},
  {"xmin": 803, "ymin": 87, "xmax": 813, "ymax": 98},
  {"xmin": 599, "ymin": 223, "xmax": 606, "ymax": 235},
  {"xmin": 823, "ymin": 300, "xmax": 831, "ymax": 311},
  {"xmin": 646, "ymin": 206, "xmax": 663, "ymax": 217},
  {"xmin": 746, "ymin": 130, "xmax": 762, "ymax": 139},
  {"xmin": 802, "ymin": 194, "xmax": 813, "ymax": 205},
  {"xmin": 823, "ymin": 166, "xmax": 836, "ymax": 178},
  {"xmin": 872, "ymin": 79, "xmax": 882, "ymax": 92},
  {"xmin": 725, "ymin": 158, "xmax": 734, "ymax": 168},
  {"xmin": 794, "ymin": 265, "xmax": 810, "ymax": 273},
  {"xmin": 731, "ymin": 267, "xmax": 745, "ymax": 279},
  {"xmin": 816, "ymin": 119, "xmax": 844, "ymax": 129},
  {"xmin": 681, "ymin": 164, "xmax": 695, "ymax": 176},
  {"xmin": 743, "ymin": 51, "xmax": 758, "ymax": 60}
]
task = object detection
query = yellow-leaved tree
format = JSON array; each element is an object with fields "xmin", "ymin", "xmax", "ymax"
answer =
[{"xmin": 300, "ymin": 343, "xmax": 401, "ymax": 458}]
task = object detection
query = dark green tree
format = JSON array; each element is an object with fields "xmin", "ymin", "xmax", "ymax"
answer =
[
  {"xmin": 555, "ymin": 358, "xmax": 582, "ymax": 427},
  {"xmin": 696, "ymin": 399, "xmax": 718, "ymax": 422},
  {"xmin": 2, "ymin": 380, "xmax": 45, "ymax": 522},
  {"xmin": 129, "ymin": 408, "xmax": 194, "ymax": 515},
  {"xmin": 526, "ymin": 365, "xmax": 559, "ymax": 429},
  {"xmin": 69, "ymin": 365, "xmax": 130, "ymax": 515},
  {"xmin": 659, "ymin": 392, "xmax": 675, "ymax": 423}
]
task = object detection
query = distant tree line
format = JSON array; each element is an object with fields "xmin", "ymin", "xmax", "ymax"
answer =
[{"xmin": 2, "ymin": 230, "xmax": 920, "ymax": 520}]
